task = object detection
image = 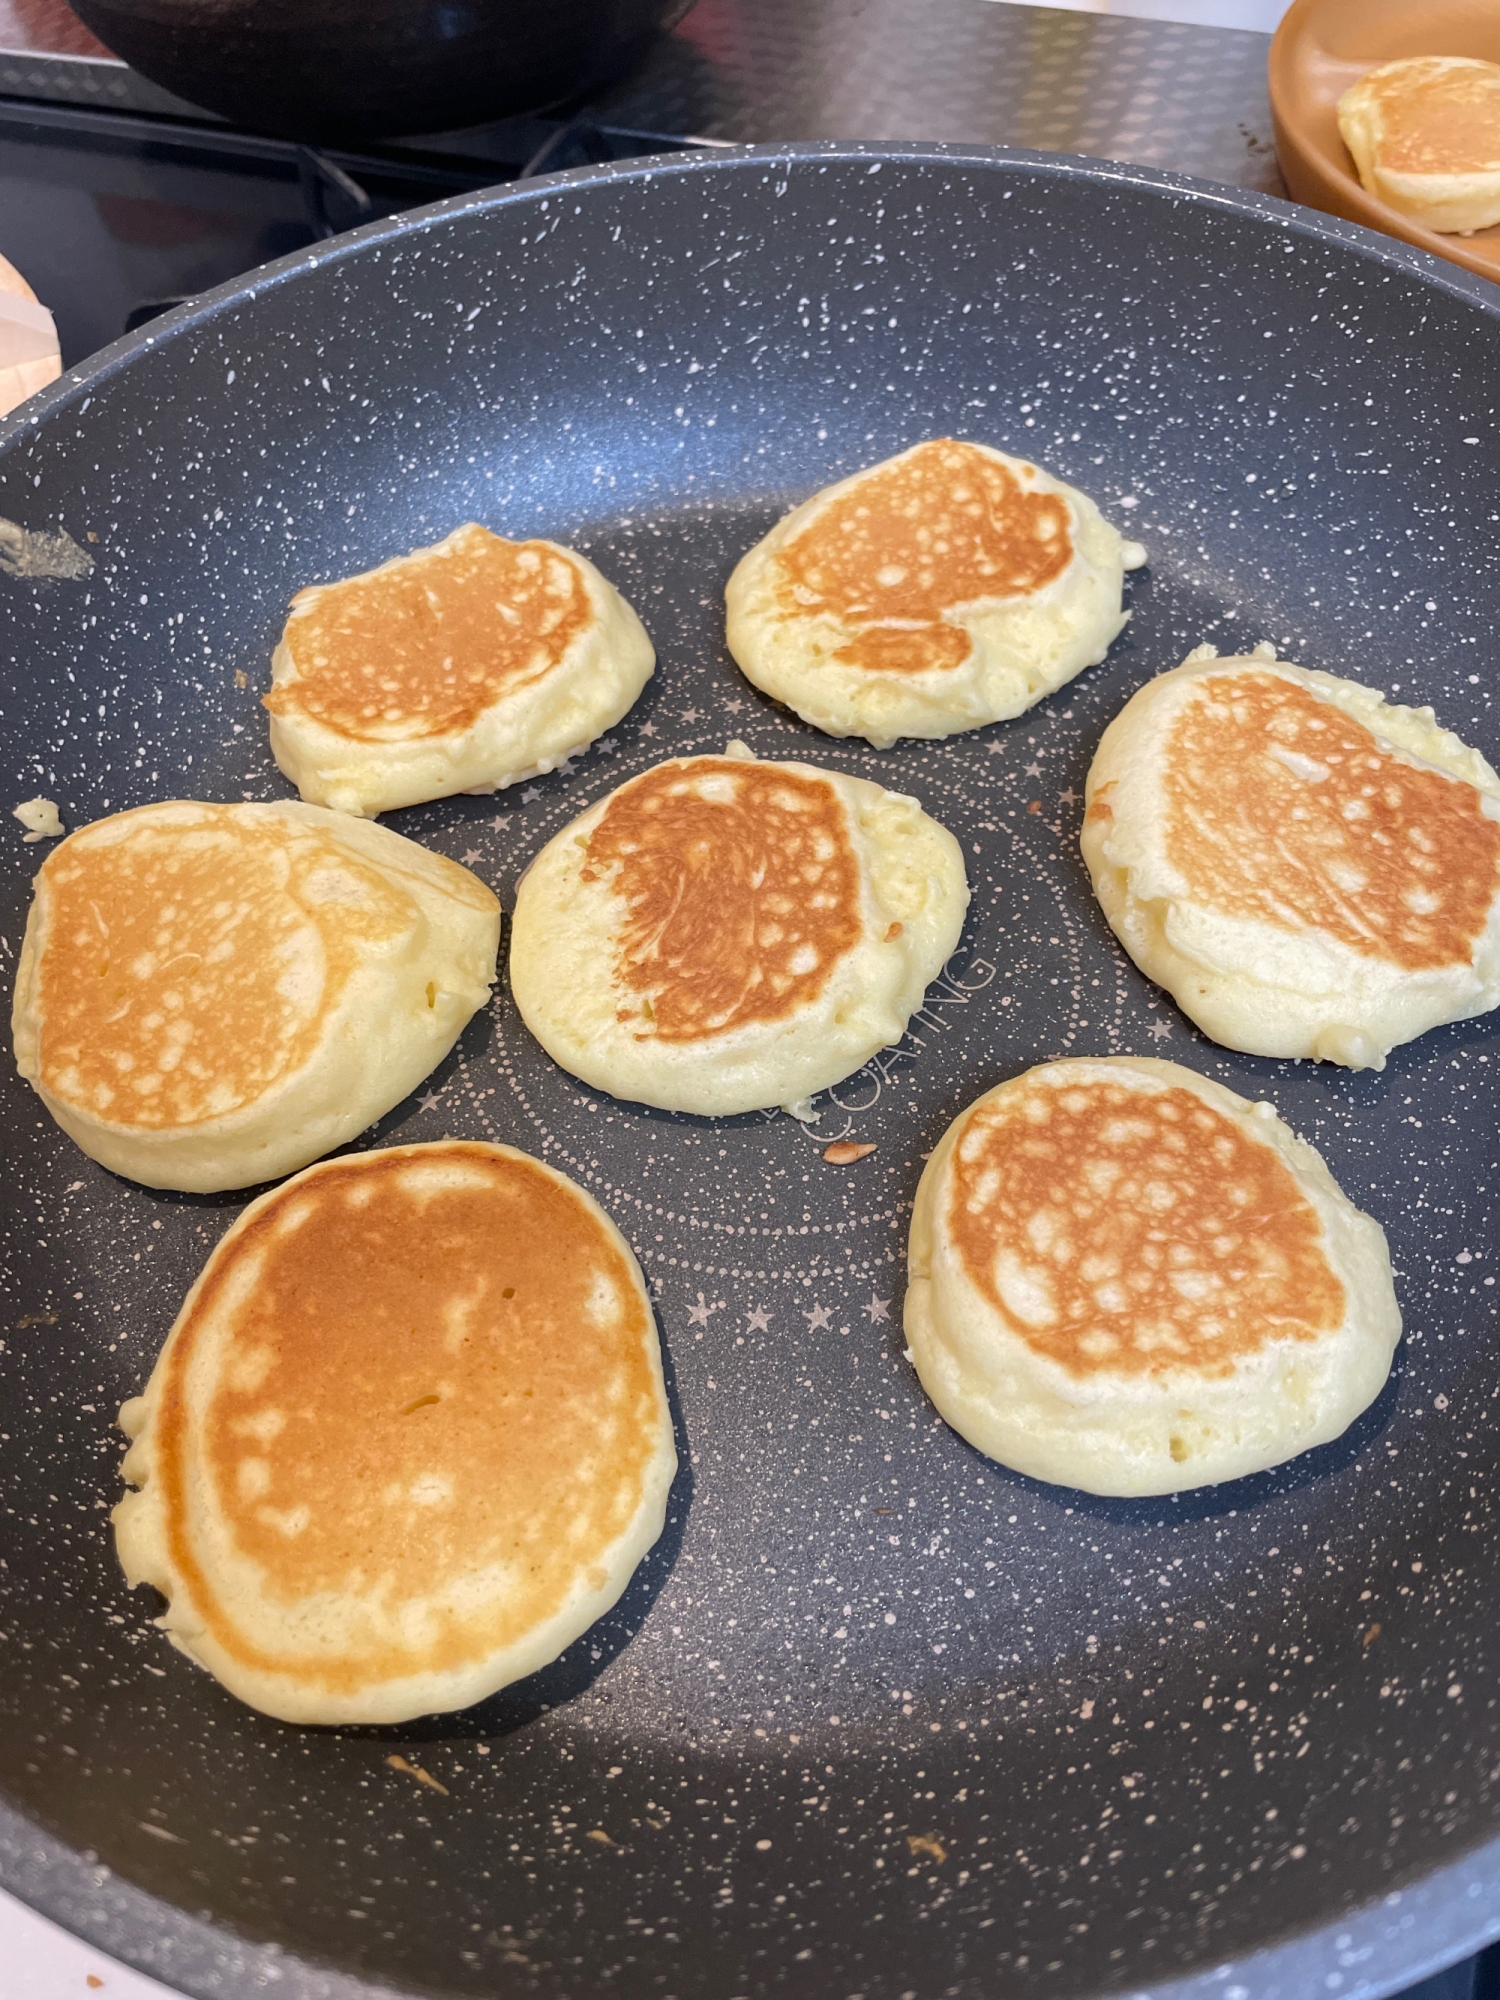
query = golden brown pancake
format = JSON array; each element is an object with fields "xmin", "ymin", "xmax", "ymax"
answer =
[
  {"xmin": 10, "ymin": 799, "xmax": 500, "ymax": 1190},
  {"xmin": 580, "ymin": 754, "xmax": 865, "ymax": 1043},
  {"xmin": 905, "ymin": 1057, "xmax": 1401, "ymax": 1495},
  {"xmin": 1338, "ymin": 58, "xmax": 1500, "ymax": 236},
  {"xmin": 725, "ymin": 439, "xmax": 1145, "ymax": 747},
  {"xmin": 1162, "ymin": 668, "xmax": 1500, "ymax": 972},
  {"xmin": 114, "ymin": 1140, "xmax": 676, "ymax": 1725},
  {"xmin": 265, "ymin": 522, "xmax": 654, "ymax": 816},
  {"xmin": 775, "ymin": 438, "xmax": 1076, "ymax": 676},
  {"xmin": 508, "ymin": 740, "xmax": 969, "ymax": 1116},
  {"xmin": 1081, "ymin": 647, "xmax": 1500, "ymax": 1069}
]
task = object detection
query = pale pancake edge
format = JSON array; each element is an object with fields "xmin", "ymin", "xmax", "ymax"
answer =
[
  {"xmin": 1081, "ymin": 646, "xmax": 1500, "ymax": 1070},
  {"xmin": 1338, "ymin": 58, "xmax": 1500, "ymax": 237},
  {"xmin": 905, "ymin": 1057, "xmax": 1400, "ymax": 1497},
  {"xmin": 10, "ymin": 799, "xmax": 500, "ymax": 1191},
  {"xmin": 508, "ymin": 740, "xmax": 969, "ymax": 1117},
  {"xmin": 725, "ymin": 438, "xmax": 1145, "ymax": 748},
  {"xmin": 266, "ymin": 522, "xmax": 655, "ymax": 817},
  {"xmin": 113, "ymin": 1140, "xmax": 676, "ymax": 1725}
]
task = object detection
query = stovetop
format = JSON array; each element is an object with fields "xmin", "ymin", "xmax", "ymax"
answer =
[
  {"xmin": 0, "ymin": 0, "xmax": 1286, "ymax": 369},
  {"xmin": 0, "ymin": 4, "xmax": 1487, "ymax": 1998}
]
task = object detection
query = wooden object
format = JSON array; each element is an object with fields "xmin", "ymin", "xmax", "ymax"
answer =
[{"xmin": 1270, "ymin": 0, "xmax": 1500, "ymax": 282}]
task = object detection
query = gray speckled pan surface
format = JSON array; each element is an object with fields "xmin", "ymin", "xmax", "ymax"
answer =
[{"xmin": 1, "ymin": 144, "xmax": 1499, "ymax": 2000}]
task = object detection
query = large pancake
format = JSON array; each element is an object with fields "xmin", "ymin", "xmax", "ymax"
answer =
[
  {"xmin": 906, "ymin": 1057, "xmax": 1400, "ymax": 1496},
  {"xmin": 508, "ymin": 739, "xmax": 969, "ymax": 1117},
  {"xmin": 1081, "ymin": 645, "xmax": 1500, "ymax": 1069},
  {"xmin": 725, "ymin": 438, "xmax": 1146, "ymax": 748},
  {"xmin": 1339, "ymin": 58, "xmax": 1500, "ymax": 237},
  {"xmin": 114, "ymin": 1140, "xmax": 675, "ymax": 1726},
  {"xmin": 10, "ymin": 799, "xmax": 500, "ymax": 1191},
  {"xmin": 265, "ymin": 522, "xmax": 655, "ymax": 816}
]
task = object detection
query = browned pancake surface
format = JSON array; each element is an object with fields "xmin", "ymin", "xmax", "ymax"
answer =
[
  {"xmin": 37, "ymin": 812, "xmax": 414, "ymax": 1128},
  {"xmin": 1159, "ymin": 672, "xmax": 1500, "ymax": 971},
  {"xmin": 949, "ymin": 1074, "xmax": 1345, "ymax": 1378},
  {"xmin": 160, "ymin": 1145, "xmax": 660, "ymax": 1690},
  {"xmin": 582, "ymin": 757, "xmax": 862, "ymax": 1042},
  {"xmin": 776, "ymin": 439, "xmax": 1074, "ymax": 674},
  {"xmin": 265, "ymin": 524, "xmax": 590, "ymax": 742},
  {"xmin": 1368, "ymin": 62, "xmax": 1500, "ymax": 177}
]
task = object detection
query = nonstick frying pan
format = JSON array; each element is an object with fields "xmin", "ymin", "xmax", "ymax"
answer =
[{"xmin": 2, "ymin": 144, "xmax": 1500, "ymax": 2000}]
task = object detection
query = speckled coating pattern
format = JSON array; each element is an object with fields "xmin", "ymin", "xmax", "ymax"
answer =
[{"xmin": 1, "ymin": 146, "xmax": 1499, "ymax": 2000}]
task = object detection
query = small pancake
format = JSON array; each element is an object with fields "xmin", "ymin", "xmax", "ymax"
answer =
[
  {"xmin": 265, "ymin": 523, "xmax": 655, "ymax": 816},
  {"xmin": 1081, "ymin": 646, "xmax": 1500, "ymax": 1070},
  {"xmin": 114, "ymin": 1141, "xmax": 675, "ymax": 1725},
  {"xmin": 906, "ymin": 1057, "xmax": 1400, "ymax": 1496},
  {"xmin": 1339, "ymin": 58, "xmax": 1500, "ymax": 237},
  {"xmin": 509, "ymin": 740, "xmax": 969, "ymax": 1117},
  {"xmin": 11, "ymin": 800, "xmax": 500, "ymax": 1191},
  {"xmin": 725, "ymin": 438, "xmax": 1146, "ymax": 748}
]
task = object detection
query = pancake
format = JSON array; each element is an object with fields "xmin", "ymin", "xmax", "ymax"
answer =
[
  {"xmin": 114, "ymin": 1140, "xmax": 675, "ymax": 1725},
  {"xmin": 1081, "ymin": 645, "xmax": 1500, "ymax": 1070},
  {"xmin": 11, "ymin": 800, "xmax": 500, "ymax": 1192},
  {"xmin": 905, "ymin": 1057, "xmax": 1400, "ymax": 1497},
  {"xmin": 508, "ymin": 740, "xmax": 969, "ymax": 1117},
  {"xmin": 1339, "ymin": 58, "xmax": 1500, "ymax": 237},
  {"xmin": 265, "ymin": 523, "xmax": 655, "ymax": 817},
  {"xmin": 724, "ymin": 438, "xmax": 1147, "ymax": 748}
]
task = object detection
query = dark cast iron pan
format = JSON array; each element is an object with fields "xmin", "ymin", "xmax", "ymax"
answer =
[{"xmin": 2, "ymin": 144, "xmax": 1500, "ymax": 2000}]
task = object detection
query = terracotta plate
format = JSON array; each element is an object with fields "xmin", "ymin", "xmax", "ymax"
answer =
[{"xmin": 1270, "ymin": 0, "xmax": 1500, "ymax": 282}]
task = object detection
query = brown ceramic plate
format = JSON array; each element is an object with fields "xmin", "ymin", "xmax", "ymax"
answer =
[{"xmin": 1270, "ymin": 0, "xmax": 1500, "ymax": 282}]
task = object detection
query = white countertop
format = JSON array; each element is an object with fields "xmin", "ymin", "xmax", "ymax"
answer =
[{"xmin": 0, "ymin": 1887, "xmax": 180, "ymax": 1999}]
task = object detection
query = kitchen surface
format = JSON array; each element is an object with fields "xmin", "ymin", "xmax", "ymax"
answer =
[
  {"xmin": 0, "ymin": 0, "xmax": 1301, "ymax": 379},
  {"xmin": 2, "ymin": 1, "xmax": 1499, "ymax": 1997}
]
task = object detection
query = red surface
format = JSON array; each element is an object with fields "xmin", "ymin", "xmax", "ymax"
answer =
[{"xmin": 0, "ymin": 0, "xmax": 114, "ymax": 60}]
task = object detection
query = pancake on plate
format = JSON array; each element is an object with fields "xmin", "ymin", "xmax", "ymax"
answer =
[
  {"xmin": 905, "ymin": 1057, "xmax": 1400, "ymax": 1497},
  {"xmin": 1338, "ymin": 58, "xmax": 1500, "ymax": 237},
  {"xmin": 11, "ymin": 800, "xmax": 500, "ymax": 1192},
  {"xmin": 265, "ymin": 522, "xmax": 654, "ymax": 816},
  {"xmin": 1081, "ymin": 645, "xmax": 1500, "ymax": 1070},
  {"xmin": 724, "ymin": 438, "xmax": 1146, "ymax": 748},
  {"xmin": 509, "ymin": 740, "xmax": 969, "ymax": 1117},
  {"xmin": 114, "ymin": 1140, "xmax": 675, "ymax": 1725}
]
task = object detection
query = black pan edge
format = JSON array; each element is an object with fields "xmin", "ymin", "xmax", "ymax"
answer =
[
  {"xmin": 2, "ymin": 138, "xmax": 1497, "ymax": 458},
  {"xmin": 3, "ymin": 140, "xmax": 1500, "ymax": 2000}
]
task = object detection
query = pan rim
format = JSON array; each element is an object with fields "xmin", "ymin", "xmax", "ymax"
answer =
[
  {"xmin": 6, "ymin": 1777, "xmax": 1500, "ymax": 2000},
  {"xmin": 2, "ymin": 136, "xmax": 1497, "ymax": 451},
  {"xmin": 3, "ymin": 136, "xmax": 1500, "ymax": 2000}
]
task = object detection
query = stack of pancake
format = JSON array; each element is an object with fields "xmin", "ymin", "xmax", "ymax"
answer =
[{"xmin": 1339, "ymin": 57, "xmax": 1500, "ymax": 237}]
